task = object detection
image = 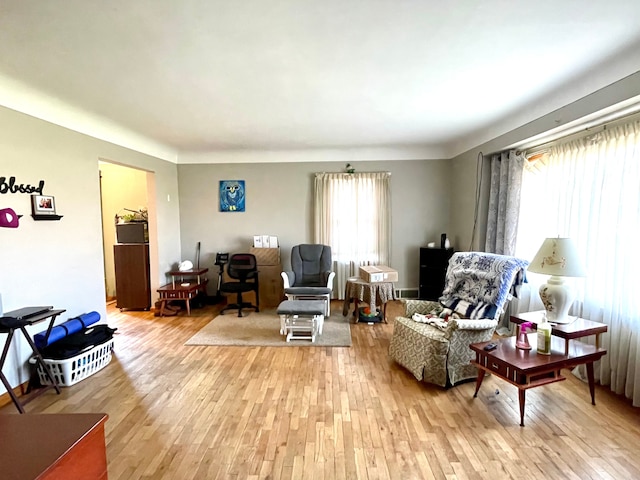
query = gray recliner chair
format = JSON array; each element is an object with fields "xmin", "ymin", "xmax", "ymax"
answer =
[{"xmin": 281, "ymin": 244, "xmax": 335, "ymax": 315}]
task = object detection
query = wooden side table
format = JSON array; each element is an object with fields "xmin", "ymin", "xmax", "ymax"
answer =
[
  {"xmin": 157, "ymin": 268, "xmax": 209, "ymax": 316},
  {"xmin": 510, "ymin": 311, "xmax": 607, "ymax": 354},
  {"xmin": 168, "ymin": 267, "xmax": 208, "ymax": 288},
  {"xmin": 471, "ymin": 335, "xmax": 607, "ymax": 426},
  {"xmin": 342, "ymin": 277, "xmax": 395, "ymax": 322},
  {"xmin": 157, "ymin": 279, "xmax": 209, "ymax": 316}
]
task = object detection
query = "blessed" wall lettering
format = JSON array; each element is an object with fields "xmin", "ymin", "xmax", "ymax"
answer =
[{"xmin": 0, "ymin": 176, "xmax": 45, "ymax": 194}]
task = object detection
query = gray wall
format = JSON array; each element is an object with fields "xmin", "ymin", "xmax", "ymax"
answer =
[
  {"xmin": 177, "ymin": 159, "xmax": 451, "ymax": 292},
  {"xmin": 0, "ymin": 105, "xmax": 181, "ymax": 393}
]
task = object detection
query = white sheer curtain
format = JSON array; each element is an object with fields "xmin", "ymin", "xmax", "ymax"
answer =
[
  {"xmin": 485, "ymin": 150, "xmax": 525, "ymax": 255},
  {"xmin": 314, "ymin": 172, "xmax": 391, "ymax": 297},
  {"xmin": 514, "ymin": 120, "xmax": 640, "ymax": 406}
]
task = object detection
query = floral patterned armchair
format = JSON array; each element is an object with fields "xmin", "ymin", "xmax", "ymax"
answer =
[{"xmin": 389, "ymin": 252, "xmax": 529, "ymax": 387}]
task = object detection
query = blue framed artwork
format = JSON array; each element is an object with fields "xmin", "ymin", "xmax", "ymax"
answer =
[{"xmin": 219, "ymin": 180, "xmax": 245, "ymax": 212}]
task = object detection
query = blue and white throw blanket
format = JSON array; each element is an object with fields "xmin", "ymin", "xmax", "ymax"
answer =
[{"xmin": 439, "ymin": 252, "xmax": 529, "ymax": 319}]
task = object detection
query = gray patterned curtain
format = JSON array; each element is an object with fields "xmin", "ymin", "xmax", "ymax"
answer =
[{"xmin": 484, "ymin": 150, "xmax": 525, "ymax": 255}]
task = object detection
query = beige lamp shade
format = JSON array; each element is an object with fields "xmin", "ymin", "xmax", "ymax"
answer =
[
  {"xmin": 528, "ymin": 237, "xmax": 586, "ymax": 277},
  {"xmin": 528, "ymin": 237, "xmax": 585, "ymax": 324}
]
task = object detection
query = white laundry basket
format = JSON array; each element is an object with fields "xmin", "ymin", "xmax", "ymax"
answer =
[{"xmin": 32, "ymin": 339, "xmax": 115, "ymax": 387}]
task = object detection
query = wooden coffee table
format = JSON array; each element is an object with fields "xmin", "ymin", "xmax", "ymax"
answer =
[{"xmin": 471, "ymin": 335, "xmax": 607, "ymax": 426}]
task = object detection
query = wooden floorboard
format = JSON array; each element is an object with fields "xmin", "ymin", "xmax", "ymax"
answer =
[{"xmin": 3, "ymin": 300, "xmax": 640, "ymax": 479}]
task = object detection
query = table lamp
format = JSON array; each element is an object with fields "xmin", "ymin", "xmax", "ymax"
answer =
[{"xmin": 528, "ymin": 237, "xmax": 586, "ymax": 324}]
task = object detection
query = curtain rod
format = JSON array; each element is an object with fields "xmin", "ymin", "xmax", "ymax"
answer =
[
  {"xmin": 510, "ymin": 99, "xmax": 640, "ymax": 155},
  {"xmin": 314, "ymin": 172, "xmax": 392, "ymax": 176}
]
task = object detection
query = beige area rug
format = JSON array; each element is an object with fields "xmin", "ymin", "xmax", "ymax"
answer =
[{"xmin": 185, "ymin": 309, "xmax": 352, "ymax": 347}]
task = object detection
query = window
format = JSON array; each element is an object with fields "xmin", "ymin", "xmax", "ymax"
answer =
[
  {"xmin": 514, "ymin": 120, "xmax": 640, "ymax": 406},
  {"xmin": 314, "ymin": 172, "xmax": 391, "ymax": 295}
]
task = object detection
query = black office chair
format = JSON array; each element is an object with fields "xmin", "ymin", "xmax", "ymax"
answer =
[{"xmin": 220, "ymin": 253, "xmax": 259, "ymax": 317}]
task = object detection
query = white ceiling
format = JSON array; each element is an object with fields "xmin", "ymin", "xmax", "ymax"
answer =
[{"xmin": 1, "ymin": 1, "xmax": 640, "ymax": 163}]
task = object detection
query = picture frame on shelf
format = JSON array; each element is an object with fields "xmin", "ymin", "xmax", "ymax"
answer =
[{"xmin": 31, "ymin": 194, "xmax": 57, "ymax": 215}]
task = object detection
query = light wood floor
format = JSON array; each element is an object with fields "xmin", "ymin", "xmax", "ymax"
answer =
[{"xmin": 3, "ymin": 300, "xmax": 640, "ymax": 479}]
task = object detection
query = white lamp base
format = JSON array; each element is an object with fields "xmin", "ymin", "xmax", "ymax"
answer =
[{"xmin": 539, "ymin": 276, "xmax": 575, "ymax": 324}]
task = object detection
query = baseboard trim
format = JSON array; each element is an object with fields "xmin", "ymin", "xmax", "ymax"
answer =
[{"xmin": 0, "ymin": 382, "xmax": 28, "ymax": 410}]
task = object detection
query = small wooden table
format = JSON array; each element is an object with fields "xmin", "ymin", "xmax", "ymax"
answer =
[
  {"xmin": 510, "ymin": 311, "xmax": 607, "ymax": 354},
  {"xmin": 471, "ymin": 335, "xmax": 607, "ymax": 426},
  {"xmin": 168, "ymin": 267, "xmax": 208, "ymax": 288},
  {"xmin": 0, "ymin": 413, "xmax": 108, "ymax": 479},
  {"xmin": 157, "ymin": 279, "xmax": 209, "ymax": 316},
  {"xmin": 342, "ymin": 277, "xmax": 395, "ymax": 323}
]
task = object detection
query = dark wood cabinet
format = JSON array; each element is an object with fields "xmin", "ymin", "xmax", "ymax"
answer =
[
  {"xmin": 114, "ymin": 243, "xmax": 151, "ymax": 310},
  {"xmin": 419, "ymin": 247, "xmax": 454, "ymax": 300}
]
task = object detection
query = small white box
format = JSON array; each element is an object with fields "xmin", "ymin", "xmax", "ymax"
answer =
[
  {"xmin": 262, "ymin": 235, "xmax": 270, "ymax": 246},
  {"xmin": 253, "ymin": 235, "xmax": 263, "ymax": 248},
  {"xmin": 269, "ymin": 236, "xmax": 278, "ymax": 248}
]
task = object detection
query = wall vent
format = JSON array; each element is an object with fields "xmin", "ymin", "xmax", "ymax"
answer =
[{"xmin": 395, "ymin": 288, "xmax": 419, "ymax": 299}]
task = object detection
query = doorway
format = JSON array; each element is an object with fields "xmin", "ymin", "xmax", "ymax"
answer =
[{"xmin": 99, "ymin": 161, "xmax": 156, "ymax": 306}]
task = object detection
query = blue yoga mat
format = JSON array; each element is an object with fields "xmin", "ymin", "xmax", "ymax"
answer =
[{"xmin": 34, "ymin": 311, "xmax": 101, "ymax": 349}]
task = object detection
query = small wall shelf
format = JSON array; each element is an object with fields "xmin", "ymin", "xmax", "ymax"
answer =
[{"xmin": 32, "ymin": 214, "xmax": 63, "ymax": 221}]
